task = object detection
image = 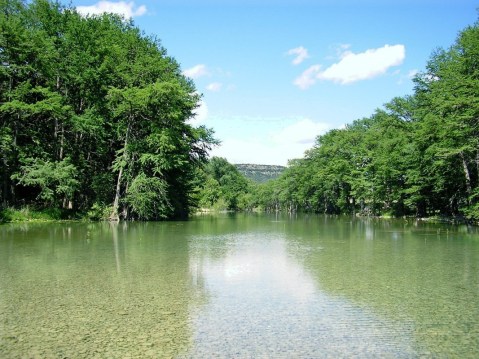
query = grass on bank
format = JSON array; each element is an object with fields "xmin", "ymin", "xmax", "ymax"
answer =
[
  {"xmin": 0, "ymin": 202, "xmax": 118, "ymax": 223},
  {"xmin": 2, "ymin": 204, "xmax": 477, "ymax": 225},
  {"xmin": 0, "ymin": 206, "xmax": 80, "ymax": 223}
]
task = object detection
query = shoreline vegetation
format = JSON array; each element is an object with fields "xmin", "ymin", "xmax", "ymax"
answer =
[
  {"xmin": 0, "ymin": 203, "xmax": 475, "ymax": 226},
  {"xmin": 1, "ymin": 1, "xmax": 479, "ymax": 224}
]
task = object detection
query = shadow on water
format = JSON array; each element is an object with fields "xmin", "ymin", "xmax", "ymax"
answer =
[{"xmin": 0, "ymin": 221, "xmax": 208, "ymax": 358}]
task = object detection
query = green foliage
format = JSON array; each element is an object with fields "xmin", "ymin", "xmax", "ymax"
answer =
[
  {"xmin": 0, "ymin": 206, "xmax": 68, "ymax": 222},
  {"xmin": 257, "ymin": 17, "xmax": 479, "ymax": 221},
  {"xmin": 0, "ymin": 0, "xmax": 215, "ymax": 220},
  {"xmin": 11, "ymin": 157, "xmax": 79, "ymax": 205},
  {"xmin": 3, "ymin": 1, "xmax": 479, "ymax": 222},
  {"xmin": 197, "ymin": 157, "xmax": 252, "ymax": 211},
  {"xmin": 125, "ymin": 173, "xmax": 172, "ymax": 220},
  {"xmin": 86, "ymin": 203, "xmax": 113, "ymax": 221},
  {"xmin": 198, "ymin": 177, "xmax": 221, "ymax": 208},
  {"xmin": 462, "ymin": 188, "xmax": 479, "ymax": 220}
]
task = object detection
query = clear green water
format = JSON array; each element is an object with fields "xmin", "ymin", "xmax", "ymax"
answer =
[{"xmin": 1, "ymin": 213, "xmax": 479, "ymax": 358}]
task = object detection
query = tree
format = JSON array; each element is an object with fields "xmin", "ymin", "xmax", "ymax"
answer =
[
  {"xmin": 0, "ymin": 0, "xmax": 216, "ymax": 220},
  {"xmin": 257, "ymin": 17, "xmax": 479, "ymax": 221},
  {"xmin": 11, "ymin": 157, "xmax": 79, "ymax": 207},
  {"xmin": 198, "ymin": 157, "xmax": 250, "ymax": 211},
  {"xmin": 413, "ymin": 21, "xmax": 479, "ymax": 217}
]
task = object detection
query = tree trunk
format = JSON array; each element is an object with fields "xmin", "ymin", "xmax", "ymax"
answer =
[
  {"xmin": 2, "ymin": 155, "xmax": 8, "ymax": 207},
  {"xmin": 111, "ymin": 164, "xmax": 124, "ymax": 221},
  {"xmin": 460, "ymin": 151, "xmax": 472, "ymax": 203},
  {"xmin": 55, "ymin": 76, "xmax": 64, "ymax": 161},
  {"xmin": 59, "ymin": 123, "xmax": 64, "ymax": 160},
  {"xmin": 55, "ymin": 119, "xmax": 64, "ymax": 160},
  {"xmin": 10, "ymin": 115, "xmax": 19, "ymax": 204},
  {"xmin": 110, "ymin": 123, "xmax": 131, "ymax": 221},
  {"xmin": 121, "ymin": 180, "xmax": 130, "ymax": 219},
  {"xmin": 476, "ymin": 149, "xmax": 479, "ymax": 188}
]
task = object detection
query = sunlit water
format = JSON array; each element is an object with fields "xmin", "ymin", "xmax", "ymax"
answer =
[{"xmin": 1, "ymin": 213, "xmax": 479, "ymax": 358}]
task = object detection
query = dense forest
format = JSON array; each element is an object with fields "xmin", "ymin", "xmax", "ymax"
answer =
[
  {"xmin": 207, "ymin": 17, "xmax": 479, "ymax": 221},
  {"xmin": 255, "ymin": 18, "xmax": 479, "ymax": 220},
  {"xmin": 0, "ymin": 0, "xmax": 216, "ymax": 221},
  {"xmin": 1, "ymin": 0, "xmax": 479, "ymax": 222}
]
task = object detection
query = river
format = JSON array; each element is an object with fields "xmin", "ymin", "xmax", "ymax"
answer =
[{"xmin": 1, "ymin": 213, "xmax": 478, "ymax": 358}]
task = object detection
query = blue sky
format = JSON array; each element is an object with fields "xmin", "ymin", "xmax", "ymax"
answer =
[{"xmin": 73, "ymin": 0, "xmax": 477, "ymax": 165}]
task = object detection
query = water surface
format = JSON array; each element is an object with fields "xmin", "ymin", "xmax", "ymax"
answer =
[{"xmin": 1, "ymin": 214, "xmax": 478, "ymax": 357}]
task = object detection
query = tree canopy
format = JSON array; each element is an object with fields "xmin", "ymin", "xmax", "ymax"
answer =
[
  {"xmin": 256, "ymin": 18, "xmax": 479, "ymax": 221},
  {"xmin": 0, "ymin": 0, "xmax": 216, "ymax": 220},
  {"xmin": 196, "ymin": 157, "xmax": 251, "ymax": 211},
  {"xmin": 2, "ymin": 1, "xmax": 479, "ymax": 222}
]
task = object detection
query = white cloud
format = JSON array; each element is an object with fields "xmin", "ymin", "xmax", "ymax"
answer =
[
  {"xmin": 210, "ymin": 138, "xmax": 283, "ymax": 165},
  {"xmin": 320, "ymin": 44, "xmax": 405, "ymax": 84},
  {"xmin": 210, "ymin": 118, "xmax": 331, "ymax": 166},
  {"xmin": 287, "ymin": 46, "xmax": 310, "ymax": 65},
  {"xmin": 272, "ymin": 118, "xmax": 330, "ymax": 145},
  {"xmin": 294, "ymin": 44, "xmax": 406, "ymax": 88},
  {"xmin": 76, "ymin": 1, "xmax": 147, "ymax": 18},
  {"xmin": 206, "ymin": 82, "xmax": 223, "ymax": 92},
  {"xmin": 293, "ymin": 65, "xmax": 321, "ymax": 90},
  {"xmin": 183, "ymin": 64, "xmax": 209, "ymax": 79},
  {"xmin": 197, "ymin": 240, "xmax": 317, "ymax": 303},
  {"xmin": 189, "ymin": 100, "xmax": 208, "ymax": 126}
]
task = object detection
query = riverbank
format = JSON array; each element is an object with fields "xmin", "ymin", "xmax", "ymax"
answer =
[
  {"xmin": 0, "ymin": 207, "xmax": 80, "ymax": 224},
  {"xmin": 374, "ymin": 213, "xmax": 477, "ymax": 226},
  {"xmin": 2, "ymin": 205, "xmax": 477, "ymax": 226}
]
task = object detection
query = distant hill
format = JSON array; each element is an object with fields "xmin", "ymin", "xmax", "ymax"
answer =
[{"xmin": 235, "ymin": 164, "xmax": 286, "ymax": 183}]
